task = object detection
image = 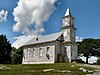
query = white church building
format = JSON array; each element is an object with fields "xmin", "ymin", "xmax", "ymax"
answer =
[{"xmin": 22, "ymin": 8, "xmax": 78, "ymax": 64}]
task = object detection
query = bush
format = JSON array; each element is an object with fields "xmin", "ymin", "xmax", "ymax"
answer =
[
  {"xmin": 77, "ymin": 59, "xmax": 85, "ymax": 63},
  {"xmin": 97, "ymin": 58, "xmax": 100, "ymax": 65},
  {"xmin": 11, "ymin": 47, "xmax": 23, "ymax": 64}
]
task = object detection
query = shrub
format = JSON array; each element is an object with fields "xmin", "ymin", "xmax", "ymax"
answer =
[
  {"xmin": 77, "ymin": 59, "xmax": 85, "ymax": 63},
  {"xmin": 11, "ymin": 47, "xmax": 23, "ymax": 64},
  {"xmin": 97, "ymin": 58, "xmax": 100, "ymax": 65}
]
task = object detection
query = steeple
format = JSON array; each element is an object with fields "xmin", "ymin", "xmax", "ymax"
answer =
[
  {"xmin": 61, "ymin": 8, "xmax": 76, "ymax": 42},
  {"xmin": 64, "ymin": 8, "xmax": 71, "ymax": 16}
]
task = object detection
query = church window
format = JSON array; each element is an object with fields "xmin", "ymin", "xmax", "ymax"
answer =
[
  {"xmin": 28, "ymin": 48, "xmax": 32, "ymax": 57},
  {"xmin": 47, "ymin": 47, "xmax": 49, "ymax": 54},
  {"xmin": 65, "ymin": 22, "xmax": 67, "ymax": 25},
  {"xmin": 36, "ymin": 38, "xmax": 38, "ymax": 41},
  {"xmin": 63, "ymin": 19, "xmax": 65, "ymax": 24},
  {"xmin": 46, "ymin": 47, "xmax": 50, "ymax": 59},
  {"xmin": 39, "ymin": 48, "xmax": 42, "ymax": 56},
  {"xmin": 26, "ymin": 49, "xmax": 29, "ymax": 58},
  {"xmin": 67, "ymin": 29, "xmax": 70, "ymax": 35},
  {"xmin": 32, "ymin": 49, "xmax": 35, "ymax": 57},
  {"xmin": 24, "ymin": 49, "xmax": 27, "ymax": 58},
  {"xmin": 64, "ymin": 30, "xmax": 67, "ymax": 36}
]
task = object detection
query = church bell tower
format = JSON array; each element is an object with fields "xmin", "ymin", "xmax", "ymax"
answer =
[
  {"xmin": 61, "ymin": 8, "xmax": 78, "ymax": 62},
  {"xmin": 61, "ymin": 8, "xmax": 76, "ymax": 42}
]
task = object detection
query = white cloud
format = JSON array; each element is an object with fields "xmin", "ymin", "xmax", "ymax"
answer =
[
  {"xmin": 12, "ymin": 35, "xmax": 36, "ymax": 49},
  {"xmin": 13, "ymin": 0, "xmax": 57, "ymax": 35},
  {"xmin": 76, "ymin": 36, "xmax": 83, "ymax": 42},
  {"xmin": 0, "ymin": 10, "xmax": 8, "ymax": 22},
  {"xmin": 12, "ymin": 0, "xmax": 57, "ymax": 48}
]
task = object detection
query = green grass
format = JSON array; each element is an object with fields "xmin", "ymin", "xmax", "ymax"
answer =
[{"xmin": 0, "ymin": 63, "xmax": 94, "ymax": 75}]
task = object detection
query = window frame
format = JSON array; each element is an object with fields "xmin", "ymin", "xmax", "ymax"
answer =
[{"xmin": 39, "ymin": 48, "xmax": 42, "ymax": 57}]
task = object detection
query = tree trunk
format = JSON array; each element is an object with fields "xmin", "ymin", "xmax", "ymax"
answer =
[{"xmin": 86, "ymin": 56, "xmax": 88, "ymax": 64}]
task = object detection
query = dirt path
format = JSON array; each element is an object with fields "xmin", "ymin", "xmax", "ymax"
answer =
[
  {"xmin": 76, "ymin": 64, "xmax": 100, "ymax": 75},
  {"xmin": 76, "ymin": 64, "xmax": 100, "ymax": 69}
]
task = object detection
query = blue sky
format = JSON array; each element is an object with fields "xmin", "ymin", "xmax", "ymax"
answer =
[{"xmin": 0, "ymin": 0, "xmax": 100, "ymax": 45}]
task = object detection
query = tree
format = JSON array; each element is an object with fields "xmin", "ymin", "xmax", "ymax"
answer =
[
  {"xmin": 78, "ymin": 38, "xmax": 97, "ymax": 64},
  {"xmin": 11, "ymin": 47, "xmax": 23, "ymax": 64},
  {"xmin": 0, "ymin": 35, "xmax": 11, "ymax": 63}
]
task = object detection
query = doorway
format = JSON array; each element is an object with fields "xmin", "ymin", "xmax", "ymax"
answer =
[{"xmin": 57, "ymin": 54, "xmax": 64, "ymax": 62}]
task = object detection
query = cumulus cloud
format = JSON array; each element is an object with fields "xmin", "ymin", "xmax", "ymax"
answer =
[
  {"xmin": 76, "ymin": 36, "xmax": 83, "ymax": 42},
  {"xmin": 0, "ymin": 10, "xmax": 8, "ymax": 22},
  {"xmin": 12, "ymin": 0, "xmax": 58, "ymax": 48},
  {"xmin": 13, "ymin": 0, "xmax": 57, "ymax": 35},
  {"xmin": 12, "ymin": 35, "xmax": 36, "ymax": 49}
]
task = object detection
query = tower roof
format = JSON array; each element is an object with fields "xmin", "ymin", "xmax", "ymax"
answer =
[{"xmin": 64, "ymin": 8, "xmax": 71, "ymax": 16}]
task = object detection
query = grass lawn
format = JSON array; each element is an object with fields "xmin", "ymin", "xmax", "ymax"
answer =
[{"xmin": 0, "ymin": 63, "xmax": 94, "ymax": 75}]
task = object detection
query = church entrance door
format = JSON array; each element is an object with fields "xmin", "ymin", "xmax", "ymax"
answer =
[{"xmin": 57, "ymin": 54, "xmax": 64, "ymax": 62}]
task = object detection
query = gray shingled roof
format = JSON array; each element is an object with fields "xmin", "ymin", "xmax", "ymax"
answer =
[{"xmin": 23, "ymin": 32, "xmax": 62, "ymax": 46}]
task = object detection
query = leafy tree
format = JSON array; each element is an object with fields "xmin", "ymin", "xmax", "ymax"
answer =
[
  {"xmin": 11, "ymin": 47, "xmax": 23, "ymax": 64},
  {"xmin": 0, "ymin": 35, "xmax": 11, "ymax": 63},
  {"xmin": 78, "ymin": 38, "xmax": 97, "ymax": 64}
]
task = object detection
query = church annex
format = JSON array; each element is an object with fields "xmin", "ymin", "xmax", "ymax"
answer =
[{"xmin": 22, "ymin": 8, "xmax": 78, "ymax": 64}]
